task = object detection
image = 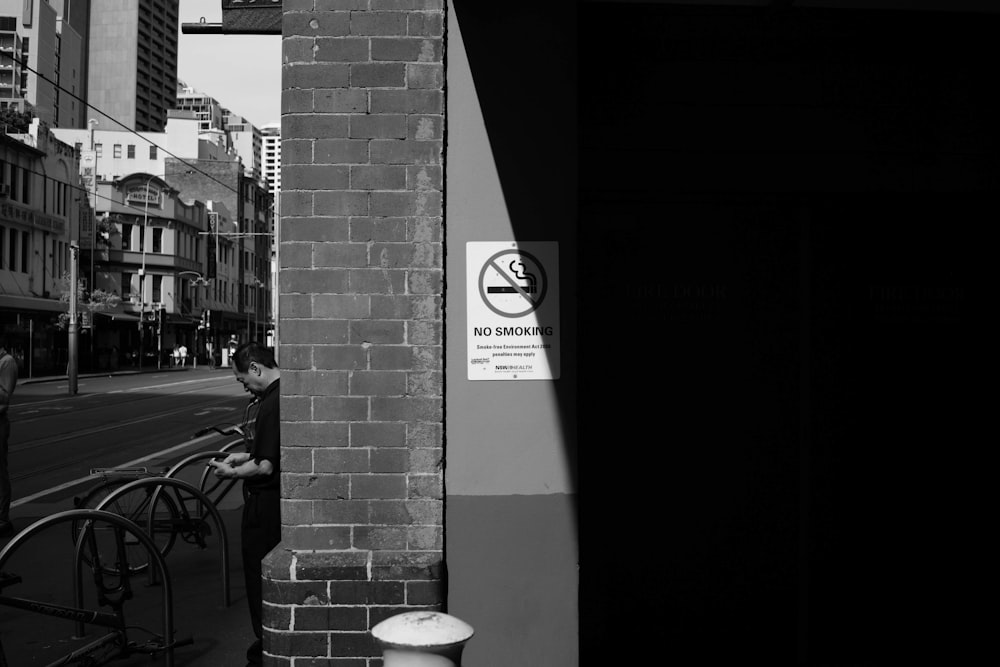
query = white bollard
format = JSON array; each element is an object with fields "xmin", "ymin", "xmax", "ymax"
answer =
[{"xmin": 371, "ymin": 611, "xmax": 474, "ymax": 667}]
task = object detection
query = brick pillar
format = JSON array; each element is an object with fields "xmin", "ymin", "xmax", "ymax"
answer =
[{"xmin": 266, "ymin": 2, "xmax": 445, "ymax": 664}]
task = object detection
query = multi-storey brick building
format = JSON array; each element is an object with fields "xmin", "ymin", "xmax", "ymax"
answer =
[{"xmin": 0, "ymin": 120, "xmax": 79, "ymax": 377}]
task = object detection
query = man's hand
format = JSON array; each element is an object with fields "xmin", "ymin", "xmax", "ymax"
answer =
[
  {"xmin": 209, "ymin": 459, "xmax": 238, "ymax": 479},
  {"xmin": 223, "ymin": 452, "xmax": 251, "ymax": 466}
]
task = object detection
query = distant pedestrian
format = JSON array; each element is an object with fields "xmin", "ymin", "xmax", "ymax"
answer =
[
  {"xmin": 206, "ymin": 341, "xmax": 215, "ymax": 369},
  {"xmin": 0, "ymin": 338, "xmax": 19, "ymax": 537},
  {"xmin": 171, "ymin": 344, "xmax": 180, "ymax": 368},
  {"xmin": 179, "ymin": 344, "xmax": 188, "ymax": 367}
]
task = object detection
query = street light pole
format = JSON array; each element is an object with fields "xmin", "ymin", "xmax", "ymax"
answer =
[
  {"xmin": 179, "ymin": 271, "xmax": 211, "ymax": 366},
  {"xmin": 88, "ymin": 119, "xmax": 98, "ymax": 296},
  {"xmin": 68, "ymin": 242, "xmax": 79, "ymax": 395},
  {"xmin": 136, "ymin": 173, "xmax": 165, "ymax": 369}
]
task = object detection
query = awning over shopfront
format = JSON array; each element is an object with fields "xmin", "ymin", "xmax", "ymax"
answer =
[
  {"xmin": 0, "ymin": 294, "xmax": 66, "ymax": 313},
  {"xmin": 95, "ymin": 311, "xmax": 141, "ymax": 322}
]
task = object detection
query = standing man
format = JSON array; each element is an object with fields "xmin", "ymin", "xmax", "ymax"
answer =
[
  {"xmin": 210, "ymin": 342, "xmax": 280, "ymax": 666},
  {"xmin": 178, "ymin": 343, "xmax": 188, "ymax": 367},
  {"xmin": 0, "ymin": 339, "xmax": 18, "ymax": 537},
  {"xmin": 227, "ymin": 335, "xmax": 239, "ymax": 368}
]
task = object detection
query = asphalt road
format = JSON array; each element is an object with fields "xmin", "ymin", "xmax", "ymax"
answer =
[
  {"xmin": 1, "ymin": 367, "xmax": 259, "ymax": 666},
  {"xmin": 9, "ymin": 368, "xmax": 250, "ymax": 505}
]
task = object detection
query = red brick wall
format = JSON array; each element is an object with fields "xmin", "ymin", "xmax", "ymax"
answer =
[{"xmin": 265, "ymin": 1, "xmax": 445, "ymax": 663}]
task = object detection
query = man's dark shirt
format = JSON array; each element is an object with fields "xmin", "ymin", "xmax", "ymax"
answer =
[{"xmin": 246, "ymin": 378, "xmax": 279, "ymax": 490}]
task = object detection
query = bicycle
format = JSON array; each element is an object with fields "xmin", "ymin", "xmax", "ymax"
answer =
[
  {"xmin": 71, "ymin": 467, "xmax": 183, "ymax": 576},
  {"xmin": 70, "ymin": 398, "xmax": 259, "ymax": 574}
]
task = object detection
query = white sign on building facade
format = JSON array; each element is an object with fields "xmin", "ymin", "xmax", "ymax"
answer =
[{"xmin": 467, "ymin": 241, "xmax": 560, "ymax": 380}]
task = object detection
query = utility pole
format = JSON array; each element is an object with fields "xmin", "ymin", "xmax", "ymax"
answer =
[
  {"xmin": 157, "ymin": 307, "xmax": 163, "ymax": 370},
  {"xmin": 87, "ymin": 119, "xmax": 98, "ymax": 300},
  {"xmin": 137, "ymin": 174, "xmax": 158, "ymax": 370},
  {"xmin": 68, "ymin": 242, "xmax": 79, "ymax": 395}
]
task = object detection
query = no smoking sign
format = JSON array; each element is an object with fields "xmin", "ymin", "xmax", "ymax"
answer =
[
  {"xmin": 478, "ymin": 248, "xmax": 548, "ymax": 318},
  {"xmin": 467, "ymin": 242, "xmax": 560, "ymax": 381}
]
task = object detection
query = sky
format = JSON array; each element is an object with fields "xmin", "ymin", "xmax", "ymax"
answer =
[{"xmin": 176, "ymin": 1, "xmax": 282, "ymax": 128}]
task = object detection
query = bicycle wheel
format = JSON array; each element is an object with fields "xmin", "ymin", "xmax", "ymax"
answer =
[{"xmin": 72, "ymin": 481, "xmax": 180, "ymax": 575}]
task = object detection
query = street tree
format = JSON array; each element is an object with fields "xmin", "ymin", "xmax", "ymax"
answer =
[{"xmin": 56, "ymin": 271, "xmax": 122, "ymax": 329}]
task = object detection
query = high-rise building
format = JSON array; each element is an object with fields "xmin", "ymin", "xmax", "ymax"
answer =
[
  {"xmin": 261, "ymin": 122, "xmax": 279, "ymax": 203},
  {"xmin": 224, "ymin": 110, "xmax": 261, "ymax": 183},
  {"xmin": 88, "ymin": 0, "xmax": 178, "ymax": 132},
  {"xmin": 174, "ymin": 79, "xmax": 224, "ymax": 132},
  {"xmin": 175, "ymin": 81, "xmax": 264, "ymax": 183},
  {"xmin": 0, "ymin": 0, "xmax": 88, "ymax": 128}
]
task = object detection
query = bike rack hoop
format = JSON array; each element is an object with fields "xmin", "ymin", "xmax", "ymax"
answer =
[
  {"xmin": 0, "ymin": 509, "xmax": 179, "ymax": 667},
  {"xmin": 94, "ymin": 477, "xmax": 232, "ymax": 608}
]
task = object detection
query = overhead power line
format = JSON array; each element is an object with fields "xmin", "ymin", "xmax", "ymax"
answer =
[
  {"xmin": 0, "ymin": 49, "xmax": 241, "ymax": 196},
  {"xmin": 17, "ymin": 165, "xmax": 216, "ymax": 221}
]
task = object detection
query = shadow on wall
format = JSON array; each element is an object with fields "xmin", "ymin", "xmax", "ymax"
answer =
[{"xmin": 453, "ymin": 2, "xmax": 579, "ymax": 503}]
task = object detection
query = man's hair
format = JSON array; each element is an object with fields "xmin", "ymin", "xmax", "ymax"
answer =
[{"xmin": 233, "ymin": 341, "xmax": 277, "ymax": 372}]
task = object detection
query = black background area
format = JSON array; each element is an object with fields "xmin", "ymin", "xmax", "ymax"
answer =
[{"xmin": 579, "ymin": 4, "xmax": 991, "ymax": 664}]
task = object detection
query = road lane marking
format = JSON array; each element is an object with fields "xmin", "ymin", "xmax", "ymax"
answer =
[
  {"xmin": 14, "ymin": 376, "xmax": 234, "ymax": 409},
  {"xmin": 11, "ymin": 398, "xmax": 239, "ymax": 452},
  {"xmin": 10, "ymin": 431, "xmax": 229, "ymax": 508},
  {"xmin": 194, "ymin": 407, "xmax": 233, "ymax": 416},
  {"xmin": 11, "ymin": 381, "xmax": 242, "ymax": 426},
  {"xmin": 18, "ymin": 406, "xmax": 73, "ymax": 416}
]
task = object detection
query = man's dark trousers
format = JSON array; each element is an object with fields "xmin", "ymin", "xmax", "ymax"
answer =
[{"xmin": 242, "ymin": 486, "xmax": 280, "ymax": 664}]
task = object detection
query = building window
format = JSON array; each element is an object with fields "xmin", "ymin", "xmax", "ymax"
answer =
[
  {"xmin": 127, "ymin": 145, "xmax": 136, "ymax": 159},
  {"xmin": 152, "ymin": 275, "xmax": 162, "ymax": 303},
  {"xmin": 20, "ymin": 230, "xmax": 28, "ymax": 273},
  {"xmin": 113, "ymin": 144, "xmax": 122, "ymax": 158},
  {"xmin": 149, "ymin": 145, "xmax": 157, "ymax": 159},
  {"xmin": 7, "ymin": 228, "xmax": 15, "ymax": 270},
  {"xmin": 122, "ymin": 272, "xmax": 134, "ymax": 300},
  {"xmin": 0, "ymin": 226, "xmax": 5, "ymax": 269},
  {"xmin": 152, "ymin": 228, "xmax": 162, "ymax": 253},
  {"xmin": 95, "ymin": 143, "xmax": 103, "ymax": 157},
  {"xmin": 121, "ymin": 223, "xmax": 132, "ymax": 250}
]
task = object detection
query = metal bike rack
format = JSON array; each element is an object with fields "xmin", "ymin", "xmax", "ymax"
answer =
[
  {"xmin": 0, "ymin": 509, "xmax": 179, "ymax": 667},
  {"xmin": 94, "ymin": 477, "xmax": 232, "ymax": 609}
]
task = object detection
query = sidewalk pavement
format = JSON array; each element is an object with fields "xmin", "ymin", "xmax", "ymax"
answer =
[
  {"xmin": 6, "ymin": 363, "xmax": 260, "ymax": 663},
  {"xmin": 1, "ymin": 489, "xmax": 255, "ymax": 665}
]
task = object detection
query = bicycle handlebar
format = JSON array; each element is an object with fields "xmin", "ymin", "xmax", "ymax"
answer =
[{"xmin": 193, "ymin": 424, "xmax": 245, "ymax": 438}]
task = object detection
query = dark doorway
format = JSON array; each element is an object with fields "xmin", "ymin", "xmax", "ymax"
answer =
[{"xmin": 578, "ymin": 4, "xmax": 990, "ymax": 663}]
